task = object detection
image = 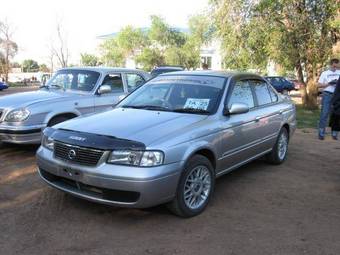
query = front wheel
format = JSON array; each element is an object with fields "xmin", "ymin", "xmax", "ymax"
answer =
[
  {"xmin": 167, "ymin": 155, "xmax": 215, "ymax": 218},
  {"xmin": 266, "ymin": 128, "xmax": 289, "ymax": 164}
]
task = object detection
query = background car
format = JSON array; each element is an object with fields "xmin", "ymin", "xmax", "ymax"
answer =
[
  {"xmin": 0, "ymin": 81, "xmax": 9, "ymax": 91},
  {"xmin": 0, "ymin": 67, "xmax": 150, "ymax": 144},
  {"xmin": 150, "ymin": 66, "xmax": 184, "ymax": 77},
  {"xmin": 37, "ymin": 71, "xmax": 296, "ymax": 217},
  {"xmin": 289, "ymin": 79, "xmax": 304, "ymax": 90},
  {"xmin": 265, "ymin": 76, "xmax": 295, "ymax": 93}
]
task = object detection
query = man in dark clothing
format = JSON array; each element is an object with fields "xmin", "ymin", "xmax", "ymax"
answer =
[{"xmin": 329, "ymin": 78, "xmax": 340, "ymax": 139}]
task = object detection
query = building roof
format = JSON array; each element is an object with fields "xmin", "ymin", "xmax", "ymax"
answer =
[{"xmin": 97, "ymin": 27, "xmax": 190, "ymax": 39}]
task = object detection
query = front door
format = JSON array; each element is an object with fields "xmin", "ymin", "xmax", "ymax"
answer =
[
  {"xmin": 94, "ymin": 73, "xmax": 125, "ymax": 112},
  {"xmin": 217, "ymin": 79, "xmax": 260, "ymax": 174}
]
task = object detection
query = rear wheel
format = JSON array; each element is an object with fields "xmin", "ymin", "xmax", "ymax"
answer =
[
  {"xmin": 167, "ymin": 155, "xmax": 215, "ymax": 218},
  {"xmin": 266, "ymin": 127, "xmax": 289, "ymax": 165}
]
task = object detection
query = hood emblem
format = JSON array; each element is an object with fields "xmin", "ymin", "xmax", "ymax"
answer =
[
  {"xmin": 69, "ymin": 135, "xmax": 86, "ymax": 141},
  {"xmin": 68, "ymin": 149, "xmax": 77, "ymax": 160}
]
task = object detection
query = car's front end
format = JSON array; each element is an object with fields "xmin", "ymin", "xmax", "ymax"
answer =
[
  {"xmin": 0, "ymin": 107, "xmax": 45, "ymax": 144},
  {"xmin": 36, "ymin": 127, "xmax": 182, "ymax": 208}
]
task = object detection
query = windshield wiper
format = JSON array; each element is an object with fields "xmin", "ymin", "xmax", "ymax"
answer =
[
  {"xmin": 173, "ymin": 108, "xmax": 210, "ymax": 114},
  {"xmin": 122, "ymin": 105, "xmax": 170, "ymax": 111},
  {"xmin": 49, "ymin": 84, "xmax": 63, "ymax": 89}
]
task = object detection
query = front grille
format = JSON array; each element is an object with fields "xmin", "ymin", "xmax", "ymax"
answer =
[{"xmin": 54, "ymin": 142, "xmax": 104, "ymax": 166}]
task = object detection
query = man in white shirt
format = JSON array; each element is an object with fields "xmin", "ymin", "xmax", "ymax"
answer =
[{"xmin": 318, "ymin": 58, "xmax": 340, "ymax": 140}]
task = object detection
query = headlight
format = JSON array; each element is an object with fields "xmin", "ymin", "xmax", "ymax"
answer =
[
  {"xmin": 42, "ymin": 135, "xmax": 54, "ymax": 151},
  {"xmin": 5, "ymin": 108, "xmax": 30, "ymax": 122},
  {"xmin": 107, "ymin": 150, "xmax": 164, "ymax": 167}
]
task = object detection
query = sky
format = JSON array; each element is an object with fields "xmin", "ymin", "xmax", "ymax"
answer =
[{"xmin": 0, "ymin": 0, "xmax": 208, "ymax": 65}]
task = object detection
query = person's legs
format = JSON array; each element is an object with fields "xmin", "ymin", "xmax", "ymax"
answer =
[{"xmin": 318, "ymin": 92, "xmax": 333, "ymax": 139}]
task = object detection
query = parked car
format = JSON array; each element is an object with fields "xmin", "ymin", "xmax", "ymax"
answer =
[
  {"xmin": 0, "ymin": 81, "xmax": 9, "ymax": 91},
  {"xmin": 150, "ymin": 66, "xmax": 184, "ymax": 77},
  {"xmin": 289, "ymin": 79, "xmax": 304, "ymax": 90},
  {"xmin": 0, "ymin": 67, "xmax": 150, "ymax": 144},
  {"xmin": 265, "ymin": 76, "xmax": 295, "ymax": 93},
  {"xmin": 37, "ymin": 71, "xmax": 296, "ymax": 217}
]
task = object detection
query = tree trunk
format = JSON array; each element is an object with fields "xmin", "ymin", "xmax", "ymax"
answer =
[{"xmin": 303, "ymin": 65, "xmax": 319, "ymax": 110}]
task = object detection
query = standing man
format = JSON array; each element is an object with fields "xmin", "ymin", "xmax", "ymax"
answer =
[{"xmin": 318, "ymin": 58, "xmax": 340, "ymax": 140}]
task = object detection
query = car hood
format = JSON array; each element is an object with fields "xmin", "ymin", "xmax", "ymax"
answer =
[
  {"xmin": 0, "ymin": 89, "xmax": 77, "ymax": 109},
  {"xmin": 56, "ymin": 108, "xmax": 208, "ymax": 146}
]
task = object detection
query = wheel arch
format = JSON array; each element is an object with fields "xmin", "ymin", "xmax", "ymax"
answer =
[{"xmin": 46, "ymin": 112, "xmax": 79, "ymax": 126}]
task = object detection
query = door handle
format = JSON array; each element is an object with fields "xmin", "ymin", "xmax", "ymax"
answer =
[{"xmin": 255, "ymin": 116, "xmax": 261, "ymax": 122}]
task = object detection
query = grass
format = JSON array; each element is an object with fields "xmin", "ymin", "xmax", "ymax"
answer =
[
  {"xmin": 295, "ymin": 104, "xmax": 320, "ymax": 129},
  {"xmin": 8, "ymin": 82, "xmax": 40, "ymax": 87}
]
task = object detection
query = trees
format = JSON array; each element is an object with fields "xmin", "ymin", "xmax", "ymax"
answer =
[
  {"xmin": 99, "ymin": 15, "xmax": 212, "ymax": 71},
  {"xmin": 22, "ymin": 59, "xmax": 39, "ymax": 72},
  {"xmin": 51, "ymin": 21, "xmax": 69, "ymax": 68},
  {"xmin": 80, "ymin": 53, "xmax": 99, "ymax": 66},
  {"xmin": 254, "ymin": 0, "xmax": 339, "ymax": 109},
  {"xmin": 0, "ymin": 20, "xmax": 18, "ymax": 82},
  {"xmin": 211, "ymin": 0, "xmax": 339, "ymax": 109}
]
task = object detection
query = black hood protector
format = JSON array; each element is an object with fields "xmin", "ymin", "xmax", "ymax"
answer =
[{"xmin": 44, "ymin": 127, "xmax": 146, "ymax": 150}]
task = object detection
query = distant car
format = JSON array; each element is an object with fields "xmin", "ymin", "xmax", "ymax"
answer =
[
  {"xmin": 289, "ymin": 79, "xmax": 304, "ymax": 90},
  {"xmin": 37, "ymin": 71, "xmax": 296, "ymax": 217},
  {"xmin": 151, "ymin": 66, "xmax": 184, "ymax": 77},
  {"xmin": 0, "ymin": 67, "xmax": 151, "ymax": 144},
  {"xmin": 0, "ymin": 82, "xmax": 8, "ymax": 91},
  {"xmin": 265, "ymin": 76, "xmax": 295, "ymax": 93}
]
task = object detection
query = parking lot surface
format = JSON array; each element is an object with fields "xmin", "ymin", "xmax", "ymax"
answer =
[{"xmin": 1, "ymin": 88, "xmax": 340, "ymax": 255}]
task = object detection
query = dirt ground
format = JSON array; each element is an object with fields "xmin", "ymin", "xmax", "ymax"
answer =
[{"xmin": 1, "ymin": 88, "xmax": 340, "ymax": 255}]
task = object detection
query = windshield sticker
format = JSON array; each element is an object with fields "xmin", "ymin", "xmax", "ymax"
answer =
[{"xmin": 184, "ymin": 98, "xmax": 210, "ymax": 110}]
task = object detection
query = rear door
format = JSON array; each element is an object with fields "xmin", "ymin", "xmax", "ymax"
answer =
[
  {"xmin": 94, "ymin": 73, "xmax": 125, "ymax": 112},
  {"xmin": 249, "ymin": 79, "xmax": 282, "ymax": 151}
]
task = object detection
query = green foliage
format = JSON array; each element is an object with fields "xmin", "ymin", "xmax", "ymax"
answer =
[
  {"xmin": 80, "ymin": 53, "xmax": 99, "ymax": 66},
  {"xmin": 211, "ymin": 0, "xmax": 339, "ymax": 108},
  {"xmin": 136, "ymin": 48, "xmax": 164, "ymax": 71},
  {"xmin": 39, "ymin": 64, "xmax": 50, "ymax": 72},
  {"xmin": 98, "ymin": 14, "xmax": 213, "ymax": 71},
  {"xmin": 99, "ymin": 38, "xmax": 125, "ymax": 66},
  {"xmin": 117, "ymin": 26, "xmax": 148, "ymax": 56},
  {"xmin": 22, "ymin": 59, "xmax": 39, "ymax": 72}
]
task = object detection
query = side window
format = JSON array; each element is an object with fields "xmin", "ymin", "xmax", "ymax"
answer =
[
  {"xmin": 126, "ymin": 73, "xmax": 145, "ymax": 92},
  {"xmin": 252, "ymin": 80, "xmax": 272, "ymax": 106},
  {"xmin": 101, "ymin": 74, "xmax": 124, "ymax": 93},
  {"xmin": 267, "ymin": 84, "xmax": 279, "ymax": 102},
  {"xmin": 228, "ymin": 80, "xmax": 255, "ymax": 108}
]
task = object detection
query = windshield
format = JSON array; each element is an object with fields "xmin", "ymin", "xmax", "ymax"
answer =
[
  {"xmin": 118, "ymin": 75, "xmax": 226, "ymax": 114},
  {"xmin": 46, "ymin": 70, "xmax": 100, "ymax": 92}
]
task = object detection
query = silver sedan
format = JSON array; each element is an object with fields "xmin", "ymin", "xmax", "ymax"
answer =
[
  {"xmin": 0, "ymin": 67, "xmax": 150, "ymax": 144},
  {"xmin": 37, "ymin": 71, "xmax": 296, "ymax": 217}
]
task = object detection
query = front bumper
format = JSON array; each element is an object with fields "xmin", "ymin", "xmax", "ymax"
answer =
[
  {"xmin": 36, "ymin": 147, "xmax": 182, "ymax": 208},
  {"xmin": 0, "ymin": 124, "xmax": 45, "ymax": 144}
]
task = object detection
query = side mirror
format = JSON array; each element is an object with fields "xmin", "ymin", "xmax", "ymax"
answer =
[
  {"xmin": 98, "ymin": 85, "xmax": 112, "ymax": 95},
  {"xmin": 223, "ymin": 103, "xmax": 249, "ymax": 116}
]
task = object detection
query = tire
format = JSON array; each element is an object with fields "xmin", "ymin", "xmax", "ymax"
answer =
[
  {"xmin": 47, "ymin": 116, "xmax": 71, "ymax": 127},
  {"xmin": 266, "ymin": 127, "xmax": 289, "ymax": 165},
  {"xmin": 167, "ymin": 155, "xmax": 215, "ymax": 218}
]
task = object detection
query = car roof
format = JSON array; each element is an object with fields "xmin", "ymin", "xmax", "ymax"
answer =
[
  {"xmin": 59, "ymin": 66, "xmax": 148, "ymax": 74},
  {"xmin": 159, "ymin": 70, "xmax": 263, "ymax": 79},
  {"xmin": 153, "ymin": 66, "xmax": 184, "ymax": 70},
  {"xmin": 265, "ymin": 76, "xmax": 285, "ymax": 78}
]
